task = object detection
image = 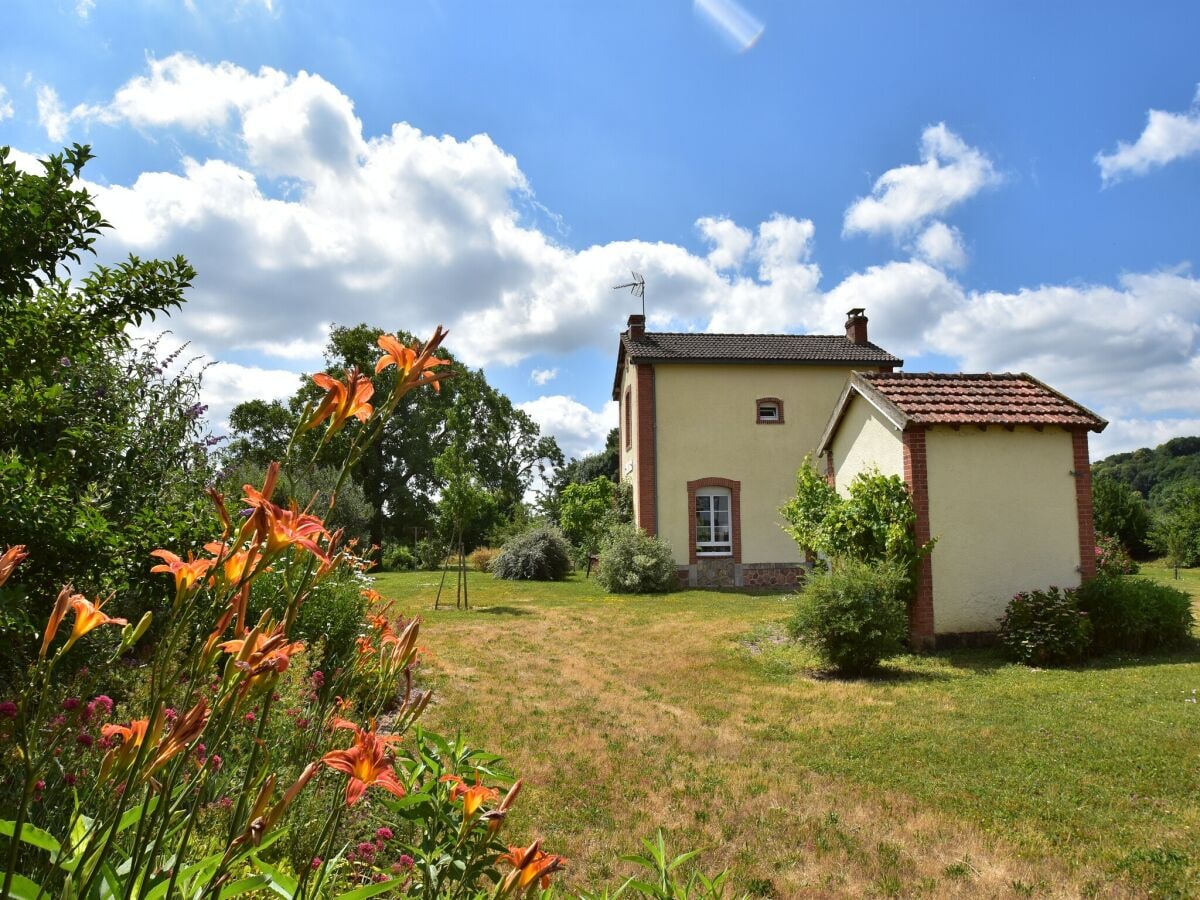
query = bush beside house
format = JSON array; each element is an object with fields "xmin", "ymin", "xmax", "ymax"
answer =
[
  {"xmin": 492, "ymin": 525, "xmax": 572, "ymax": 581},
  {"xmin": 595, "ymin": 523, "xmax": 677, "ymax": 594},
  {"xmin": 788, "ymin": 559, "xmax": 909, "ymax": 674}
]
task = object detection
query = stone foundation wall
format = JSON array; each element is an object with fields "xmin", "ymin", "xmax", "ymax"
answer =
[{"xmin": 677, "ymin": 562, "xmax": 807, "ymax": 588}]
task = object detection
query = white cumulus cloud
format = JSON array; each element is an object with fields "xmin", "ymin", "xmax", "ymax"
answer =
[
  {"xmin": 844, "ymin": 123, "xmax": 999, "ymax": 238},
  {"xmin": 530, "ymin": 367, "xmax": 558, "ymax": 386},
  {"xmin": 1096, "ymin": 84, "xmax": 1200, "ymax": 183},
  {"xmin": 30, "ymin": 55, "xmax": 1200, "ymax": 459},
  {"xmin": 0, "ymin": 86, "xmax": 13, "ymax": 122},
  {"xmin": 914, "ymin": 221, "xmax": 967, "ymax": 270},
  {"xmin": 517, "ymin": 395, "xmax": 617, "ymax": 460}
]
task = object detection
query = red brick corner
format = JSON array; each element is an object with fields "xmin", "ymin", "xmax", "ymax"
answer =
[{"xmin": 902, "ymin": 428, "xmax": 935, "ymax": 649}]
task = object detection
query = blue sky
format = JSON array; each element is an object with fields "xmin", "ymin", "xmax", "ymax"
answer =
[{"xmin": 2, "ymin": 0, "xmax": 1198, "ymax": 459}]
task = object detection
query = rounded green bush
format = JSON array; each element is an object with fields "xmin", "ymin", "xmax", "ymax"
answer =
[
  {"xmin": 998, "ymin": 586, "xmax": 1092, "ymax": 665},
  {"xmin": 1075, "ymin": 574, "xmax": 1193, "ymax": 654},
  {"xmin": 788, "ymin": 558, "xmax": 909, "ymax": 674},
  {"xmin": 595, "ymin": 523, "xmax": 677, "ymax": 594},
  {"xmin": 491, "ymin": 526, "xmax": 572, "ymax": 581}
]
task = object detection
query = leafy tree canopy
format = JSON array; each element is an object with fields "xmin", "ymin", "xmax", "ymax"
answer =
[
  {"xmin": 223, "ymin": 323, "xmax": 562, "ymax": 551},
  {"xmin": 0, "ymin": 145, "xmax": 214, "ymax": 664},
  {"xmin": 1092, "ymin": 436, "xmax": 1200, "ymax": 504}
]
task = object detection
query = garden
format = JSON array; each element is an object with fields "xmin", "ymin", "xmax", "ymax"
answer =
[{"xmin": 4, "ymin": 143, "xmax": 1200, "ymax": 898}]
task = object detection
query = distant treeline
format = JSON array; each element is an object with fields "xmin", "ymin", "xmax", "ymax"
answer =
[{"xmin": 1092, "ymin": 436, "xmax": 1200, "ymax": 502}]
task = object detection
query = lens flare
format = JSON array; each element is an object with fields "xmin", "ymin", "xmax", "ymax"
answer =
[{"xmin": 694, "ymin": 0, "xmax": 765, "ymax": 53}]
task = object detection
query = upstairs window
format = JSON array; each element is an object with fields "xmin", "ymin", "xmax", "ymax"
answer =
[
  {"xmin": 695, "ymin": 487, "xmax": 732, "ymax": 556},
  {"xmin": 624, "ymin": 387, "xmax": 632, "ymax": 448},
  {"xmin": 756, "ymin": 398, "xmax": 783, "ymax": 424}
]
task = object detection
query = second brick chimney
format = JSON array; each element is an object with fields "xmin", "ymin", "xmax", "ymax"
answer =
[
  {"xmin": 627, "ymin": 313, "xmax": 646, "ymax": 341},
  {"xmin": 845, "ymin": 308, "xmax": 868, "ymax": 344}
]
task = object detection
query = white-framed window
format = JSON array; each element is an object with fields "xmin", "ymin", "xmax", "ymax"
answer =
[
  {"xmin": 756, "ymin": 397, "xmax": 783, "ymax": 424},
  {"xmin": 695, "ymin": 487, "xmax": 732, "ymax": 556}
]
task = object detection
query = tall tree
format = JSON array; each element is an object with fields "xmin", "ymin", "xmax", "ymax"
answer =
[{"xmin": 223, "ymin": 323, "xmax": 562, "ymax": 552}]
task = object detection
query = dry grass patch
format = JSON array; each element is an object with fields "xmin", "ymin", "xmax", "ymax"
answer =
[{"xmin": 378, "ymin": 571, "xmax": 1200, "ymax": 898}]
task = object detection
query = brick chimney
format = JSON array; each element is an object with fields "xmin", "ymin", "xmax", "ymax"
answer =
[
  {"xmin": 627, "ymin": 313, "xmax": 646, "ymax": 342},
  {"xmin": 845, "ymin": 308, "xmax": 868, "ymax": 344}
]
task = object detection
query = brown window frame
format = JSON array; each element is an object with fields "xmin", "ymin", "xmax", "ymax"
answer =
[
  {"xmin": 624, "ymin": 386, "xmax": 632, "ymax": 449},
  {"xmin": 756, "ymin": 397, "xmax": 784, "ymax": 424},
  {"xmin": 687, "ymin": 477, "xmax": 741, "ymax": 565}
]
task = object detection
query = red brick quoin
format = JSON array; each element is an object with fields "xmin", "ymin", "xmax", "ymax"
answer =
[
  {"xmin": 902, "ymin": 429, "xmax": 935, "ymax": 649},
  {"xmin": 1072, "ymin": 428, "xmax": 1097, "ymax": 580},
  {"xmin": 686, "ymin": 477, "xmax": 741, "ymax": 566}
]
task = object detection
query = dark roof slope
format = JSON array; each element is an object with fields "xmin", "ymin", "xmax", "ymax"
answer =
[
  {"xmin": 859, "ymin": 372, "xmax": 1107, "ymax": 429},
  {"xmin": 621, "ymin": 332, "xmax": 903, "ymax": 365}
]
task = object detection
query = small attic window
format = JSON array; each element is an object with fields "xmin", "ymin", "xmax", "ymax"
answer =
[{"xmin": 756, "ymin": 398, "xmax": 783, "ymax": 424}]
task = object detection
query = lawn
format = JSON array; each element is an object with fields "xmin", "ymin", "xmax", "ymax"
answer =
[{"xmin": 375, "ymin": 568, "xmax": 1200, "ymax": 898}]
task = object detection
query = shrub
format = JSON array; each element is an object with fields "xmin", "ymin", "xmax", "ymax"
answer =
[
  {"xmin": 467, "ymin": 546, "xmax": 499, "ymax": 571},
  {"xmin": 381, "ymin": 543, "xmax": 416, "ymax": 571},
  {"xmin": 594, "ymin": 523, "xmax": 677, "ymax": 594},
  {"xmin": 1095, "ymin": 532, "xmax": 1139, "ymax": 576},
  {"xmin": 1092, "ymin": 476, "xmax": 1152, "ymax": 558},
  {"xmin": 781, "ymin": 458, "xmax": 934, "ymax": 593},
  {"xmin": 787, "ymin": 558, "xmax": 909, "ymax": 674},
  {"xmin": 1075, "ymin": 574, "xmax": 1194, "ymax": 654},
  {"xmin": 998, "ymin": 586, "xmax": 1092, "ymax": 665},
  {"xmin": 415, "ymin": 537, "xmax": 448, "ymax": 570},
  {"xmin": 491, "ymin": 526, "xmax": 571, "ymax": 581}
]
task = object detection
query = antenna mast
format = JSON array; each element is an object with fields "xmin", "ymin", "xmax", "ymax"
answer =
[{"xmin": 612, "ymin": 271, "xmax": 646, "ymax": 316}]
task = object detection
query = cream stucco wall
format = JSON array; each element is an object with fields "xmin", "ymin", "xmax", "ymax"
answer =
[
  {"xmin": 654, "ymin": 364, "xmax": 875, "ymax": 565},
  {"xmin": 925, "ymin": 426, "xmax": 1081, "ymax": 633},
  {"xmin": 829, "ymin": 395, "xmax": 905, "ymax": 496}
]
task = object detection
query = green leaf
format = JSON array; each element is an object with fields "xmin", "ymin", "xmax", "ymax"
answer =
[
  {"xmin": 218, "ymin": 874, "xmax": 271, "ymax": 897},
  {"xmin": 333, "ymin": 880, "xmax": 407, "ymax": 900},
  {"xmin": 0, "ymin": 820, "xmax": 61, "ymax": 853},
  {"xmin": 0, "ymin": 871, "xmax": 46, "ymax": 900},
  {"xmin": 250, "ymin": 857, "xmax": 299, "ymax": 898}
]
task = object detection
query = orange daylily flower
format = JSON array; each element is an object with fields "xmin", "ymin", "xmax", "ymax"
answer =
[
  {"xmin": 219, "ymin": 620, "xmax": 305, "ymax": 692},
  {"xmin": 98, "ymin": 714, "xmax": 161, "ymax": 783},
  {"xmin": 44, "ymin": 593, "xmax": 128, "ymax": 655},
  {"xmin": 361, "ymin": 588, "xmax": 385, "ymax": 605},
  {"xmin": 375, "ymin": 328, "xmax": 451, "ymax": 394},
  {"xmin": 499, "ymin": 840, "xmax": 567, "ymax": 894},
  {"xmin": 0, "ymin": 545, "xmax": 28, "ymax": 588},
  {"xmin": 150, "ymin": 549, "xmax": 214, "ymax": 595},
  {"xmin": 481, "ymin": 779, "xmax": 523, "ymax": 834},
  {"xmin": 305, "ymin": 368, "xmax": 374, "ymax": 435},
  {"xmin": 321, "ymin": 723, "xmax": 406, "ymax": 806},
  {"xmin": 148, "ymin": 699, "xmax": 209, "ymax": 773},
  {"xmin": 355, "ymin": 635, "xmax": 376, "ymax": 658},
  {"xmin": 40, "ymin": 585, "xmax": 77, "ymax": 659},
  {"xmin": 203, "ymin": 541, "xmax": 260, "ymax": 586},
  {"xmin": 440, "ymin": 773, "xmax": 500, "ymax": 817},
  {"xmin": 240, "ymin": 468, "xmax": 331, "ymax": 563}
]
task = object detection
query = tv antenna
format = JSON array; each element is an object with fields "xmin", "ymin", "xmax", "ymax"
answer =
[{"xmin": 612, "ymin": 271, "xmax": 646, "ymax": 316}]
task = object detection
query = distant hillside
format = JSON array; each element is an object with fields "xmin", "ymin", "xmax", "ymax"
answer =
[{"xmin": 1092, "ymin": 436, "xmax": 1200, "ymax": 501}]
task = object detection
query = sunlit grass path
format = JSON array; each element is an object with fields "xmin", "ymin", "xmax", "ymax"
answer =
[{"xmin": 375, "ymin": 568, "xmax": 1200, "ymax": 898}]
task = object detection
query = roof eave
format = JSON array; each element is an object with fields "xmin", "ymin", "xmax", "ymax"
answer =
[{"xmin": 816, "ymin": 372, "xmax": 910, "ymax": 456}]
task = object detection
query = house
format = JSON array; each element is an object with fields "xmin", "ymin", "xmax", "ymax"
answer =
[
  {"xmin": 612, "ymin": 309, "xmax": 903, "ymax": 588},
  {"xmin": 816, "ymin": 371, "xmax": 1107, "ymax": 645}
]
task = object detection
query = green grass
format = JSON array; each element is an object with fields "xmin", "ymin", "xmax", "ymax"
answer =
[{"xmin": 376, "ymin": 567, "xmax": 1200, "ymax": 897}]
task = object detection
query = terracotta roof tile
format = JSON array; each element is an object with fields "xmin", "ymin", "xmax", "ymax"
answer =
[
  {"xmin": 622, "ymin": 332, "xmax": 902, "ymax": 365},
  {"xmin": 859, "ymin": 372, "xmax": 1106, "ymax": 429}
]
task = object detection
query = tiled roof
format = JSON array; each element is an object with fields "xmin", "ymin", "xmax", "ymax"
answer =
[
  {"xmin": 621, "ymin": 332, "xmax": 903, "ymax": 365},
  {"xmin": 859, "ymin": 372, "xmax": 1107, "ymax": 429}
]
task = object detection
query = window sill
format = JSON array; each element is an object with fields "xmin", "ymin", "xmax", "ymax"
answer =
[{"xmin": 696, "ymin": 551, "xmax": 732, "ymax": 558}]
